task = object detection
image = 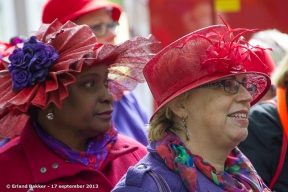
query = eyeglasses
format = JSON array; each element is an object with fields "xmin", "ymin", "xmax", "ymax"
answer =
[
  {"xmin": 198, "ymin": 79, "xmax": 257, "ymax": 96},
  {"xmin": 89, "ymin": 22, "xmax": 119, "ymax": 37}
]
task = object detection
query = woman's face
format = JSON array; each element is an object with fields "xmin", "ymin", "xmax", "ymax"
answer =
[
  {"xmin": 74, "ymin": 8, "xmax": 116, "ymax": 44},
  {"xmin": 184, "ymin": 74, "xmax": 253, "ymax": 147},
  {"xmin": 52, "ymin": 64, "xmax": 113, "ymax": 137}
]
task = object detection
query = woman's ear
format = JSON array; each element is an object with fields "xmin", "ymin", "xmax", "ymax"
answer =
[{"xmin": 169, "ymin": 100, "xmax": 188, "ymax": 119}]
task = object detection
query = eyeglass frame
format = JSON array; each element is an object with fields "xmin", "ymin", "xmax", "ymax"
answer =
[
  {"xmin": 197, "ymin": 79, "xmax": 257, "ymax": 96},
  {"xmin": 89, "ymin": 21, "xmax": 119, "ymax": 37}
]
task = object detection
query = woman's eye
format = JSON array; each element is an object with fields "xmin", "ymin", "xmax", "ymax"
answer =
[
  {"xmin": 224, "ymin": 81, "xmax": 232, "ymax": 88},
  {"xmin": 90, "ymin": 24, "xmax": 101, "ymax": 31},
  {"xmin": 85, "ymin": 80, "xmax": 95, "ymax": 87}
]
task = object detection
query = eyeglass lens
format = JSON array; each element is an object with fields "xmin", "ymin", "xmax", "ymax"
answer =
[
  {"xmin": 90, "ymin": 22, "xmax": 119, "ymax": 37},
  {"xmin": 223, "ymin": 80, "xmax": 256, "ymax": 96}
]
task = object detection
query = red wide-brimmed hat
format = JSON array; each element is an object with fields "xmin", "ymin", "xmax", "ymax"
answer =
[
  {"xmin": 0, "ymin": 19, "xmax": 161, "ymax": 137},
  {"xmin": 42, "ymin": 0, "xmax": 122, "ymax": 24},
  {"xmin": 144, "ymin": 20, "xmax": 271, "ymax": 121}
]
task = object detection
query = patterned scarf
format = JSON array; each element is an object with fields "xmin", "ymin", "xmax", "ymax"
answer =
[
  {"xmin": 34, "ymin": 121, "xmax": 118, "ymax": 170},
  {"xmin": 155, "ymin": 132, "xmax": 270, "ymax": 192}
]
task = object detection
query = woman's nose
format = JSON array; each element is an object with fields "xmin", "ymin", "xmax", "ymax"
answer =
[
  {"xmin": 102, "ymin": 89, "xmax": 114, "ymax": 105},
  {"xmin": 237, "ymin": 85, "xmax": 253, "ymax": 103}
]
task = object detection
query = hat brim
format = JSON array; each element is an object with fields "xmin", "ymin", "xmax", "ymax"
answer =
[
  {"xmin": 60, "ymin": 1, "xmax": 122, "ymax": 23},
  {"xmin": 150, "ymin": 71, "xmax": 271, "ymax": 121}
]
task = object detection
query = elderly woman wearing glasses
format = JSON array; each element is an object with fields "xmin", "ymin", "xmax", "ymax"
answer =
[
  {"xmin": 112, "ymin": 19, "xmax": 272, "ymax": 192},
  {"xmin": 42, "ymin": 0, "xmax": 122, "ymax": 44}
]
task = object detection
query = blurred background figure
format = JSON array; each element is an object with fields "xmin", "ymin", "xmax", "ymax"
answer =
[
  {"xmin": 249, "ymin": 29, "xmax": 288, "ymax": 66},
  {"xmin": 42, "ymin": 0, "xmax": 122, "ymax": 44},
  {"xmin": 41, "ymin": 0, "xmax": 150, "ymax": 146},
  {"xmin": 0, "ymin": 36, "xmax": 25, "ymax": 69},
  {"xmin": 0, "ymin": 36, "xmax": 25, "ymax": 148},
  {"xmin": 244, "ymin": 49, "xmax": 276, "ymax": 102},
  {"xmin": 238, "ymin": 53, "xmax": 288, "ymax": 191},
  {"xmin": 246, "ymin": 29, "xmax": 288, "ymax": 102},
  {"xmin": 0, "ymin": 42, "xmax": 10, "ymax": 70}
]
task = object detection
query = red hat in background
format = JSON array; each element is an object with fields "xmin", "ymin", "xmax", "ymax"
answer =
[
  {"xmin": 144, "ymin": 22, "xmax": 271, "ymax": 121},
  {"xmin": 42, "ymin": 0, "xmax": 122, "ymax": 24},
  {"xmin": 0, "ymin": 37, "xmax": 25, "ymax": 70},
  {"xmin": 244, "ymin": 49, "xmax": 276, "ymax": 77},
  {"xmin": 0, "ymin": 42, "xmax": 11, "ymax": 70}
]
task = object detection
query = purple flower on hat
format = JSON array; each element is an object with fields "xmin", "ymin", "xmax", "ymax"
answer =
[
  {"xmin": 8, "ymin": 49, "xmax": 26, "ymax": 70},
  {"xmin": 11, "ymin": 68, "xmax": 32, "ymax": 91},
  {"xmin": 8, "ymin": 36, "xmax": 58, "ymax": 91}
]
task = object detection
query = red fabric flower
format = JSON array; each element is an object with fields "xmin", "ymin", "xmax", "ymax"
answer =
[{"xmin": 183, "ymin": 15, "xmax": 271, "ymax": 75}]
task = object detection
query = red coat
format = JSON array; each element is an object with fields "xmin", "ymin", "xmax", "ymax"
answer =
[{"xmin": 0, "ymin": 120, "xmax": 147, "ymax": 192}]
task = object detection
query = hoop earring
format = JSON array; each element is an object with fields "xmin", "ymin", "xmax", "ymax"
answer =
[
  {"xmin": 182, "ymin": 118, "xmax": 189, "ymax": 140},
  {"xmin": 46, "ymin": 112, "xmax": 54, "ymax": 120}
]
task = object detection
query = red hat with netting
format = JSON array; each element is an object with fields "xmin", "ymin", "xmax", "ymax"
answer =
[
  {"xmin": 0, "ymin": 19, "xmax": 161, "ymax": 137},
  {"xmin": 42, "ymin": 0, "xmax": 122, "ymax": 24},
  {"xmin": 144, "ymin": 17, "xmax": 271, "ymax": 121}
]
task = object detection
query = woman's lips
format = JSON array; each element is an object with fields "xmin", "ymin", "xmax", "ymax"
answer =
[
  {"xmin": 227, "ymin": 110, "xmax": 249, "ymax": 124},
  {"xmin": 95, "ymin": 110, "xmax": 113, "ymax": 120}
]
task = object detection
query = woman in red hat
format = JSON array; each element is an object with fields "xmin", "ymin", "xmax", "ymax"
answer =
[
  {"xmin": 42, "ymin": 0, "xmax": 122, "ymax": 44},
  {"xmin": 0, "ymin": 19, "xmax": 161, "ymax": 192},
  {"xmin": 112, "ymin": 19, "xmax": 271, "ymax": 191},
  {"xmin": 42, "ymin": 0, "xmax": 151, "ymax": 146}
]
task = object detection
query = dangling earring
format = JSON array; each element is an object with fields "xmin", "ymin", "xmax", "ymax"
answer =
[
  {"xmin": 46, "ymin": 112, "xmax": 54, "ymax": 120},
  {"xmin": 182, "ymin": 118, "xmax": 189, "ymax": 140}
]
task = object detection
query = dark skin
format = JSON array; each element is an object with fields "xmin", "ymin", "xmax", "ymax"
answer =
[{"xmin": 37, "ymin": 65, "xmax": 114, "ymax": 151}]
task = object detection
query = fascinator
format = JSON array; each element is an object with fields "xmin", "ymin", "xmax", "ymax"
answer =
[
  {"xmin": 0, "ymin": 19, "xmax": 161, "ymax": 137},
  {"xmin": 144, "ymin": 17, "xmax": 271, "ymax": 120}
]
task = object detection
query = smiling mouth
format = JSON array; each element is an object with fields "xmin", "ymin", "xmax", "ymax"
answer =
[{"xmin": 227, "ymin": 113, "xmax": 248, "ymax": 119}]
